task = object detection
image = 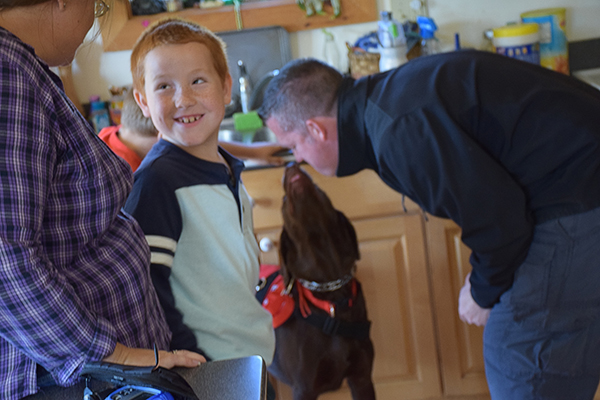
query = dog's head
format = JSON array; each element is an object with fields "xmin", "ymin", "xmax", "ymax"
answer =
[{"xmin": 279, "ymin": 163, "xmax": 360, "ymax": 287}]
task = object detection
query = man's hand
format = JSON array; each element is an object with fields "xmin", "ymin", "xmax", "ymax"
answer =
[
  {"xmin": 103, "ymin": 343, "xmax": 206, "ymax": 368},
  {"xmin": 458, "ymin": 273, "xmax": 491, "ymax": 326}
]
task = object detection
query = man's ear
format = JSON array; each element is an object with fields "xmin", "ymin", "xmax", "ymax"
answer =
[
  {"xmin": 133, "ymin": 89, "xmax": 152, "ymax": 119},
  {"xmin": 306, "ymin": 116, "xmax": 337, "ymax": 142},
  {"xmin": 305, "ymin": 118, "xmax": 327, "ymax": 142}
]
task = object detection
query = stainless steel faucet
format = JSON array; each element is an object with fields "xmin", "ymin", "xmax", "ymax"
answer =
[{"xmin": 237, "ymin": 60, "xmax": 252, "ymax": 114}]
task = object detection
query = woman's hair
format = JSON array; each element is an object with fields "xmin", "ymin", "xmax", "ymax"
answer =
[
  {"xmin": 0, "ymin": 0, "xmax": 49, "ymax": 10},
  {"xmin": 130, "ymin": 18, "xmax": 229, "ymax": 93},
  {"xmin": 121, "ymin": 87, "xmax": 157, "ymax": 138},
  {"xmin": 258, "ymin": 58, "xmax": 343, "ymax": 134}
]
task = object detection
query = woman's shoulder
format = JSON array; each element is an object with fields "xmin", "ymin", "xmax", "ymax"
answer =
[
  {"xmin": 0, "ymin": 29, "xmax": 49, "ymax": 85},
  {"xmin": 0, "ymin": 28, "xmax": 70, "ymax": 123}
]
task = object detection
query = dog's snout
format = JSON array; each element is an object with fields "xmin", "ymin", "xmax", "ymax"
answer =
[{"xmin": 283, "ymin": 162, "xmax": 300, "ymax": 187}]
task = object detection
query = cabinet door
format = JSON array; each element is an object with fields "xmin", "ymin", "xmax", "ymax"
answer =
[
  {"xmin": 425, "ymin": 216, "xmax": 600, "ymax": 400},
  {"xmin": 425, "ymin": 216, "xmax": 489, "ymax": 397},
  {"xmin": 256, "ymin": 229, "xmax": 282, "ymax": 267},
  {"xmin": 257, "ymin": 215, "xmax": 442, "ymax": 400}
]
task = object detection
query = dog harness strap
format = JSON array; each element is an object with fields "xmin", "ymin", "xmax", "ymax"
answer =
[
  {"xmin": 322, "ymin": 316, "xmax": 341, "ymax": 336},
  {"xmin": 297, "ymin": 285, "xmax": 311, "ymax": 318},
  {"xmin": 255, "ymin": 271, "xmax": 280, "ymax": 304},
  {"xmin": 297, "ymin": 284, "xmax": 333, "ymax": 317},
  {"xmin": 294, "ymin": 308, "xmax": 372, "ymax": 340},
  {"xmin": 256, "ymin": 266, "xmax": 295, "ymax": 328}
]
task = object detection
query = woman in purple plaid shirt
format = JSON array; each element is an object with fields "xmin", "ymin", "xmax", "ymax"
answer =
[{"xmin": 0, "ymin": 1, "xmax": 206, "ymax": 398}]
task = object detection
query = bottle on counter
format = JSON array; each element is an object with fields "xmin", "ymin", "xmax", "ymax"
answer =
[
  {"xmin": 481, "ymin": 29, "xmax": 495, "ymax": 52},
  {"xmin": 377, "ymin": 11, "xmax": 404, "ymax": 48},
  {"xmin": 322, "ymin": 29, "xmax": 341, "ymax": 71},
  {"xmin": 417, "ymin": 16, "xmax": 440, "ymax": 56},
  {"xmin": 88, "ymin": 95, "xmax": 110, "ymax": 134},
  {"xmin": 237, "ymin": 60, "xmax": 252, "ymax": 114},
  {"xmin": 108, "ymin": 86, "xmax": 127, "ymax": 126},
  {"xmin": 165, "ymin": 0, "xmax": 183, "ymax": 12},
  {"xmin": 376, "ymin": 11, "xmax": 407, "ymax": 72}
]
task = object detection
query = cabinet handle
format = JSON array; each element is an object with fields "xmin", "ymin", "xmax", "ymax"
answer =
[{"xmin": 259, "ymin": 237, "xmax": 275, "ymax": 252}]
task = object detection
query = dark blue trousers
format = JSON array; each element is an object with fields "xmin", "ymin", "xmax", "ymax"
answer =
[{"xmin": 484, "ymin": 206, "xmax": 600, "ymax": 400}]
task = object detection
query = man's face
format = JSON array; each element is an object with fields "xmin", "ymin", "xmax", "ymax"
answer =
[
  {"xmin": 136, "ymin": 42, "xmax": 231, "ymax": 157},
  {"xmin": 266, "ymin": 117, "xmax": 339, "ymax": 177}
]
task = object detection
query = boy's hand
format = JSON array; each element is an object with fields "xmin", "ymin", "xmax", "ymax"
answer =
[{"xmin": 103, "ymin": 342, "xmax": 206, "ymax": 368}]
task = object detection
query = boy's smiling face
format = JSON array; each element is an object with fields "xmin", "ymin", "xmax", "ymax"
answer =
[{"xmin": 135, "ymin": 42, "xmax": 232, "ymax": 160}]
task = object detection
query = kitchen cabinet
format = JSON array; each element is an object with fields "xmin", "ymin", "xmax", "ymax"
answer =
[
  {"xmin": 241, "ymin": 166, "xmax": 491, "ymax": 400},
  {"xmin": 424, "ymin": 216, "xmax": 488, "ymax": 397},
  {"xmin": 99, "ymin": 0, "xmax": 377, "ymax": 52}
]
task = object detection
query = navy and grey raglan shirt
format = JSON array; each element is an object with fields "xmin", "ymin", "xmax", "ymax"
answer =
[
  {"xmin": 124, "ymin": 139, "xmax": 274, "ymax": 364},
  {"xmin": 336, "ymin": 50, "xmax": 600, "ymax": 308}
]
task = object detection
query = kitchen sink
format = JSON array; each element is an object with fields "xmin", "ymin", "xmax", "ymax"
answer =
[{"xmin": 218, "ymin": 117, "xmax": 276, "ymax": 144}]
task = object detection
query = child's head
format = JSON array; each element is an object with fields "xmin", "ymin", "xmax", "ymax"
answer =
[
  {"xmin": 130, "ymin": 18, "xmax": 232, "ymax": 157},
  {"xmin": 131, "ymin": 18, "xmax": 229, "ymax": 93},
  {"xmin": 121, "ymin": 87, "xmax": 158, "ymax": 138}
]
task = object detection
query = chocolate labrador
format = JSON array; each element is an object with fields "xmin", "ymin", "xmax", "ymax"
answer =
[{"xmin": 266, "ymin": 163, "xmax": 375, "ymax": 400}]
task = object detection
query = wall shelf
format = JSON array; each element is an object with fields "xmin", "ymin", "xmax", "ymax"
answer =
[{"xmin": 100, "ymin": 0, "xmax": 378, "ymax": 52}]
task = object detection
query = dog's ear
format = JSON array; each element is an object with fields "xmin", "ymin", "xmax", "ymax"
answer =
[
  {"xmin": 279, "ymin": 228, "xmax": 294, "ymax": 287},
  {"xmin": 337, "ymin": 211, "xmax": 360, "ymax": 261}
]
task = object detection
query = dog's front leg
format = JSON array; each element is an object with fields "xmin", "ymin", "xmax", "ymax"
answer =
[{"xmin": 292, "ymin": 386, "xmax": 320, "ymax": 400}]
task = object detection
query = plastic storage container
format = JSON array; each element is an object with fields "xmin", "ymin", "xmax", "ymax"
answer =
[
  {"xmin": 417, "ymin": 16, "xmax": 440, "ymax": 56},
  {"xmin": 521, "ymin": 8, "xmax": 569, "ymax": 74},
  {"xmin": 378, "ymin": 46, "xmax": 407, "ymax": 72},
  {"xmin": 492, "ymin": 23, "xmax": 540, "ymax": 65}
]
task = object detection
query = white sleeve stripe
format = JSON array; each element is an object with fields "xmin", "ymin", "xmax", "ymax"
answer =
[
  {"xmin": 146, "ymin": 235, "xmax": 177, "ymax": 252},
  {"xmin": 151, "ymin": 252, "xmax": 174, "ymax": 268}
]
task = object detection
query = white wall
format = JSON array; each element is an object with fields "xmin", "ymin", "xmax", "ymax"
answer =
[
  {"xmin": 428, "ymin": 0, "xmax": 600, "ymax": 52},
  {"xmin": 71, "ymin": 0, "xmax": 600, "ymax": 103}
]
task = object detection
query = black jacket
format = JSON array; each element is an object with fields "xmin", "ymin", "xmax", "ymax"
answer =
[{"xmin": 337, "ymin": 50, "xmax": 600, "ymax": 308}]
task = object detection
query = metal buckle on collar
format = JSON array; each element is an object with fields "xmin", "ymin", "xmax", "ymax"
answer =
[
  {"xmin": 255, "ymin": 278, "xmax": 267, "ymax": 292},
  {"xmin": 282, "ymin": 277, "xmax": 295, "ymax": 295}
]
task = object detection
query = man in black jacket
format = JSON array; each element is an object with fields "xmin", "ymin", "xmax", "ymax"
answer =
[{"xmin": 259, "ymin": 52, "xmax": 600, "ymax": 400}]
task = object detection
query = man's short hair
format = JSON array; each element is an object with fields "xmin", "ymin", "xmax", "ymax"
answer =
[
  {"xmin": 258, "ymin": 58, "xmax": 343, "ymax": 133},
  {"xmin": 130, "ymin": 18, "xmax": 229, "ymax": 94},
  {"xmin": 120, "ymin": 87, "xmax": 157, "ymax": 138}
]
